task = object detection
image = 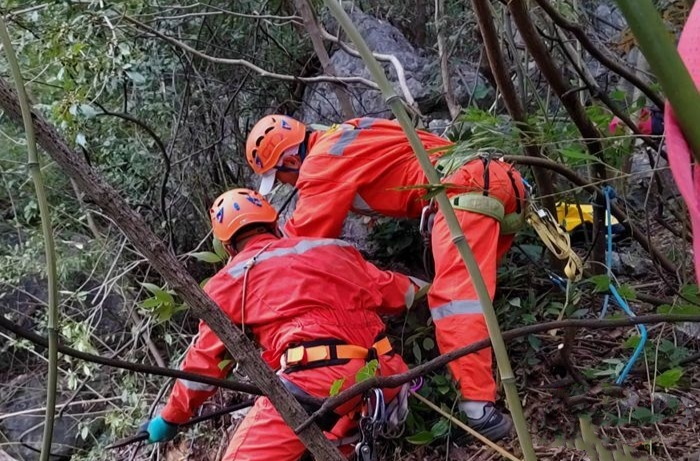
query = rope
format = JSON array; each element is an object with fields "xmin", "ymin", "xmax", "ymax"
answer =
[
  {"xmin": 526, "ymin": 204, "xmax": 583, "ymax": 282},
  {"xmin": 599, "ymin": 187, "xmax": 647, "ymax": 385}
]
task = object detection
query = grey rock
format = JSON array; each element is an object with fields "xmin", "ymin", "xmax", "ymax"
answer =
[
  {"xmin": 652, "ymin": 392, "xmax": 677, "ymax": 413},
  {"xmin": 0, "ymin": 375, "xmax": 103, "ymax": 460},
  {"xmin": 610, "ymin": 251, "xmax": 652, "ymax": 277},
  {"xmin": 266, "ymin": 184, "xmax": 373, "ymax": 254},
  {"xmin": 298, "ymin": 5, "xmax": 491, "ymax": 124},
  {"xmin": 677, "ymin": 322, "xmax": 700, "ymax": 340},
  {"xmin": 427, "ymin": 119, "xmax": 451, "ymax": 136},
  {"xmin": 618, "ymin": 389, "xmax": 640, "ymax": 413},
  {"xmin": 0, "ymin": 450, "xmax": 19, "ymax": 461}
]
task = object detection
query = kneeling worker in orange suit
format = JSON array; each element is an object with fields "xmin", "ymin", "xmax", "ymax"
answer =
[
  {"xmin": 140, "ymin": 188, "xmax": 425, "ymax": 460},
  {"xmin": 245, "ymin": 115, "xmax": 528, "ymax": 441}
]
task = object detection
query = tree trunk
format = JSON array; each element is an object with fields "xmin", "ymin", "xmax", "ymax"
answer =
[
  {"xmin": 507, "ymin": 0, "xmax": 607, "ymax": 272},
  {"xmin": 0, "ymin": 76, "xmax": 344, "ymax": 461},
  {"xmin": 471, "ymin": 0, "xmax": 557, "ymax": 218},
  {"xmin": 293, "ymin": 0, "xmax": 355, "ymax": 120},
  {"xmin": 435, "ymin": 0, "xmax": 460, "ymax": 119}
]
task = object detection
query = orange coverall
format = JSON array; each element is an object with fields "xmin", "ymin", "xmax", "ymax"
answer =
[
  {"xmin": 161, "ymin": 234, "xmax": 416, "ymax": 460},
  {"xmin": 283, "ymin": 118, "xmax": 526, "ymax": 402}
]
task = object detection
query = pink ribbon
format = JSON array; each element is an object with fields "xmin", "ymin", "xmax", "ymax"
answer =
[{"xmin": 665, "ymin": 2, "xmax": 700, "ymax": 283}]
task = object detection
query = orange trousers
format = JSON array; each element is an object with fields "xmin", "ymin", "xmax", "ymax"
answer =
[
  {"xmin": 222, "ymin": 354, "xmax": 406, "ymax": 460},
  {"xmin": 428, "ymin": 158, "xmax": 525, "ymax": 402}
]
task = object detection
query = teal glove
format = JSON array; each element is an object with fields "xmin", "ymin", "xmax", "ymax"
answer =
[{"xmin": 140, "ymin": 416, "xmax": 178, "ymax": 444}]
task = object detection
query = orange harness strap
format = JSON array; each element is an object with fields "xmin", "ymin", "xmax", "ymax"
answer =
[{"xmin": 283, "ymin": 336, "xmax": 392, "ymax": 371}]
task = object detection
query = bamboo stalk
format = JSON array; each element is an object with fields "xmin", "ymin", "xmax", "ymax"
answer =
[
  {"xmin": 0, "ymin": 17, "xmax": 59, "ymax": 461},
  {"xmin": 321, "ymin": 2, "xmax": 537, "ymax": 459},
  {"xmin": 615, "ymin": 0, "xmax": 700, "ymax": 161}
]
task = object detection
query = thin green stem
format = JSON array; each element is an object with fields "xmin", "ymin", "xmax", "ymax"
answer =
[
  {"xmin": 616, "ymin": 0, "xmax": 700, "ymax": 161},
  {"xmin": 0, "ymin": 17, "xmax": 59, "ymax": 461},
  {"xmin": 322, "ymin": 1, "xmax": 536, "ymax": 459}
]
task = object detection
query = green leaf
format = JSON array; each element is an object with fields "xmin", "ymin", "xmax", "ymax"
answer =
[
  {"xmin": 590, "ymin": 274, "xmax": 611, "ymax": 292},
  {"xmin": 140, "ymin": 297, "xmax": 161, "ymax": 309},
  {"xmin": 656, "ymin": 368, "xmax": 683, "ymax": 389},
  {"xmin": 527, "ymin": 334, "xmax": 541, "ymax": 351},
  {"xmin": 412, "ymin": 341, "xmax": 422, "ymax": 362},
  {"xmin": 76, "ymin": 132, "xmax": 87, "ymax": 147},
  {"xmin": 154, "ymin": 289, "xmax": 175, "ymax": 306},
  {"xmin": 430, "ymin": 418, "xmax": 450, "ymax": 438},
  {"xmin": 623, "ymin": 335, "xmax": 641, "ymax": 349},
  {"xmin": 218, "ymin": 359, "xmax": 234, "ymax": 371},
  {"xmin": 422, "ymin": 337, "xmax": 435, "ymax": 351},
  {"xmin": 632, "ymin": 406, "xmax": 653, "ymax": 422},
  {"xmin": 329, "ymin": 378, "xmax": 346, "ymax": 396},
  {"xmin": 125, "ymin": 70, "xmax": 146, "ymax": 84},
  {"xmin": 617, "ymin": 284, "xmax": 637, "ymax": 300},
  {"xmin": 405, "ymin": 431, "xmax": 434, "ymax": 445},
  {"xmin": 191, "ymin": 251, "xmax": 223, "ymax": 263},
  {"xmin": 140, "ymin": 282, "xmax": 162, "ymax": 294},
  {"xmin": 657, "ymin": 304, "xmax": 700, "ymax": 315},
  {"xmin": 559, "ymin": 147, "xmax": 599, "ymax": 163},
  {"xmin": 213, "ymin": 238, "xmax": 228, "ymax": 261},
  {"xmin": 355, "ymin": 359, "xmax": 379, "ymax": 383}
]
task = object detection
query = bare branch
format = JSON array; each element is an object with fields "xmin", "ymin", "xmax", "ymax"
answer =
[
  {"xmin": 293, "ymin": 0, "xmax": 355, "ymax": 119},
  {"xmin": 435, "ymin": 0, "xmax": 460, "ymax": 119},
  {"xmin": 122, "ymin": 15, "xmax": 379, "ymax": 89},
  {"xmin": 533, "ymin": 0, "xmax": 664, "ymax": 109},
  {"xmin": 318, "ymin": 27, "xmax": 419, "ymax": 111}
]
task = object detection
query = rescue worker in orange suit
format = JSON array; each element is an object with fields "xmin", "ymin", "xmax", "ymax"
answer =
[
  {"xmin": 140, "ymin": 188, "xmax": 426, "ymax": 460},
  {"xmin": 245, "ymin": 115, "xmax": 527, "ymax": 441}
]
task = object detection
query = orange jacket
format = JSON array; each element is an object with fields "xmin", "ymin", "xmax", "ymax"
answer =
[
  {"xmin": 161, "ymin": 234, "xmax": 418, "ymax": 424},
  {"xmin": 283, "ymin": 118, "xmax": 453, "ymax": 238}
]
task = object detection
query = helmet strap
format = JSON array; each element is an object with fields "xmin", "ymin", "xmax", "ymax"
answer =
[{"xmin": 299, "ymin": 131, "xmax": 310, "ymax": 162}]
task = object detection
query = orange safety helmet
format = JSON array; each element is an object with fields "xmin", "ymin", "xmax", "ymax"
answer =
[
  {"xmin": 245, "ymin": 115, "xmax": 306, "ymax": 175},
  {"xmin": 209, "ymin": 189, "xmax": 278, "ymax": 243}
]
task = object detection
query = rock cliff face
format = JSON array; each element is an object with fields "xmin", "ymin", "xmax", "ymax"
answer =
[{"xmin": 296, "ymin": 5, "xmax": 492, "ymax": 124}]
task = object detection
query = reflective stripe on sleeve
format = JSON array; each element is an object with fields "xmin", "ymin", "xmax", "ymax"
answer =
[
  {"xmin": 329, "ymin": 129, "xmax": 360, "ymax": 156},
  {"xmin": 328, "ymin": 118, "xmax": 378, "ymax": 156},
  {"xmin": 358, "ymin": 117, "xmax": 378, "ymax": 129},
  {"xmin": 429, "ymin": 299, "xmax": 483, "ymax": 321},
  {"xmin": 227, "ymin": 239, "xmax": 353, "ymax": 279},
  {"xmin": 179, "ymin": 379, "xmax": 216, "ymax": 392}
]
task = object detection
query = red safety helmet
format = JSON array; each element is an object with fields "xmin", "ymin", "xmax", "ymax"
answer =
[
  {"xmin": 209, "ymin": 189, "xmax": 278, "ymax": 243},
  {"xmin": 245, "ymin": 115, "xmax": 306, "ymax": 175}
]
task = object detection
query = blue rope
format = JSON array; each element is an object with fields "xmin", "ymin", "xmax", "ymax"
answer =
[{"xmin": 600, "ymin": 186, "xmax": 647, "ymax": 385}]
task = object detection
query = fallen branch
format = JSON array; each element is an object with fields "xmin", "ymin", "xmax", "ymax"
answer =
[
  {"xmin": 295, "ymin": 313, "xmax": 700, "ymax": 433},
  {"xmin": 122, "ymin": 15, "xmax": 379, "ymax": 90}
]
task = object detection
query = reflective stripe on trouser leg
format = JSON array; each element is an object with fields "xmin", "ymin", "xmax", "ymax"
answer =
[
  {"xmin": 427, "ymin": 159, "xmax": 523, "ymax": 401},
  {"xmin": 429, "ymin": 211, "xmax": 502, "ymax": 402}
]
